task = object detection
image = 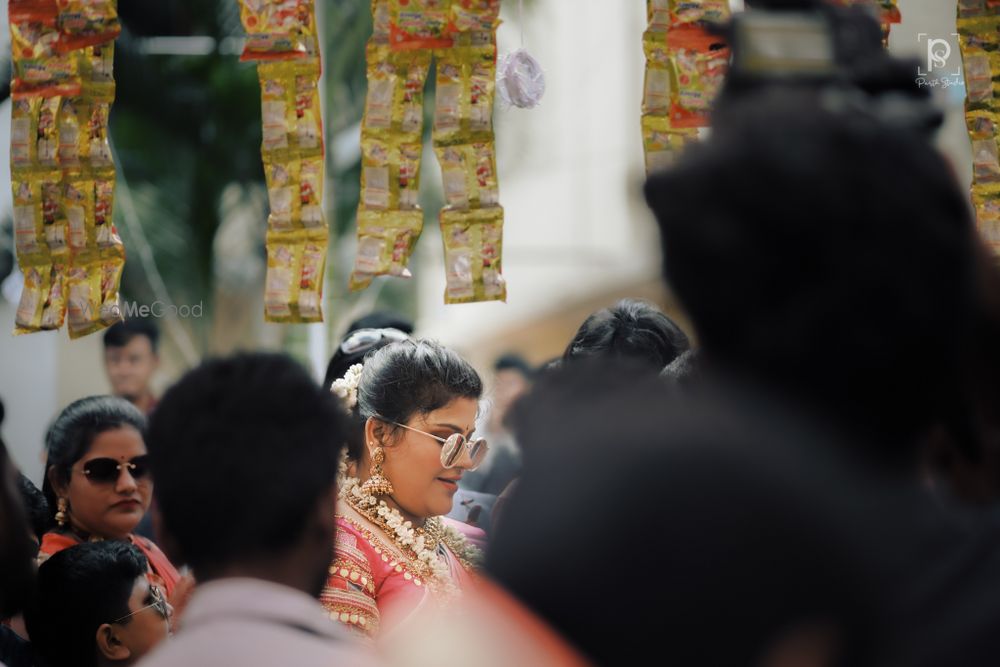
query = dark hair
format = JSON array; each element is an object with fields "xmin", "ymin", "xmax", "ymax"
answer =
[
  {"xmin": 0, "ymin": 444, "xmax": 36, "ymax": 619},
  {"xmin": 491, "ymin": 360, "xmax": 898, "ymax": 665},
  {"xmin": 353, "ymin": 340, "xmax": 483, "ymax": 459},
  {"xmin": 26, "ymin": 541, "xmax": 148, "ymax": 667},
  {"xmin": 563, "ymin": 299, "xmax": 690, "ymax": 371},
  {"xmin": 42, "ymin": 396, "xmax": 147, "ymax": 525},
  {"xmin": 146, "ymin": 353, "xmax": 347, "ymax": 574},
  {"xmin": 494, "ymin": 353, "xmax": 534, "ymax": 379},
  {"xmin": 345, "ymin": 310, "xmax": 414, "ymax": 335},
  {"xmin": 644, "ymin": 90, "xmax": 977, "ymax": 451},
  {"xmin": 0, "ymin": 399, "xmax": 37, "ymax": 617},
  {"xmin": 102, "ymin": 320, "xmax": 160, "ymax": 353},
  {"xmin": 18, "ymin": 473, "xmax": 48, "ymax": 544},
  {"xmin": 323, "ymin": 327, "xmax": 409, "ymax": 392}
]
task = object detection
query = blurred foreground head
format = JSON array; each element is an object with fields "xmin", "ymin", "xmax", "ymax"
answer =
[
  {"xmin": 562, "ymin": 298, "xmax": 690, "ymax": 373},
  {"xmin": 645, "ymin": 90, "xmax": 978, "ymax": 456},
  {"xmin": 0, "ymin": 399, "xmax": 35, "ymax": 618},
  {"xmin": 490, "ymin": 360, "xmax": 906, "ymax": 665},
  {"xmin": 147, "ymin": 353, "xmax": 347, "ymax": 596}
]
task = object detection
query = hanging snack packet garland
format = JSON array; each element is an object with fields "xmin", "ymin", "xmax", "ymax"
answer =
[
  {"xmin": 641, "ymin": 1, "xmax": 729, "ymax": 175},
  {"xmin": 238, "ymin": 0, "xmax": 329, "ymax": 323},
  {"xmin": 349, "ymin": 0, "xmax": 507, "ymax": 305},
  {"xmin": 9, "ymin": 0, "xmax": 77, "ymax": 98},
  {"xmin": 958, "ymin": 2, "xmax": 1000, "ymax": 252},
  {"xmin": 666, "ymin": 28, "xmax": 729, "ymax": 129},
  {"xmin": 10, "ymin": 0, "xmax": 124, "ymax": 338}
]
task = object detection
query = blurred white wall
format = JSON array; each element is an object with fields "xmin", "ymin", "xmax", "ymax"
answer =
[{"xmin": 0, "ymin": 300, "xmax": 57, "ymax": 485}]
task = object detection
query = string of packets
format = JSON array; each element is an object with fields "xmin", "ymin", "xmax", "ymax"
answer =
[
  {"xmin": 958, "ymin": 0, "xmax": 1000, "ymax": 252},
  {"xmin": 237, "ymin": 0, "xmax": 328, "ymax": 323},
  {"xmin": 9, "ymin": 0, "xmax": 123, "ymax": 338},
  {"xmin": 642, "ymin": 1, "xmax": 731, "ymax": 175},
  {"xmin": 352, "ymin": 0, "xmax": 506, "ymax": 305},
  {"xmin": 641, "ymin": 1, "xmax": 901, "ymax": 175}
]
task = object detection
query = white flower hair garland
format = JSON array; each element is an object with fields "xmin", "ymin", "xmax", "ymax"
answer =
[{"xmin": 330, "ymin": 363, "xmax": 363, "ymax": 410}]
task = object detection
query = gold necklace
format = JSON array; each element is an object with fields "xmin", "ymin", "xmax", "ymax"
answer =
[
  {"xmin": 344, "ymin": 491, "xmax": 452, "ymax": 583},
  {"xmin": 340, "ymin": 474, "xmax": 483, "ymax": 593},
  {"xmin": 349, "ymin": 495, "xmax": 482, "ymax": 573}
]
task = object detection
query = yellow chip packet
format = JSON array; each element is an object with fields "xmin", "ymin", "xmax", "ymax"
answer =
[
  {"xmin": 12, "ymin": 178, "xmax": 44, "ymax": 257},
  {"xmin": 14, "ymin": 261, "xmax": 50, "ymax": 334},
  {"xmin": 433, "ymin": 35, "xmax": 497, "ymax": 146},
  {"xmin": 66, "ymin": 262, "xmax": 103, "ymax": 338},
  {"xmin": 643, "ymin": 30, "xmax": 670, "ymax": 116},
  {"xmin": 264, "ymin": 229, "xmax": 328, "ymax": 323},
  {"xmin": 264, "ymin": 156, "xmax": 326, "ymax": 231},
  {"xmin": 258, "ymin": 60, "xmax": 323, "ymax": 161},
  {"xmin": 362, "ymin": 46, "xmax": 431, "ymax": 140},
  {"xmin": 642, "ymin": 115, "xmax": 697, "ymax": 174},
  {"xmin": 62, "ymin": 174, "xmax": 96, "ymax": 252},
  {"xmin": 349, "ymin": 209, "xmax": 423, "ymax": 290},
  {"xmin": 359, "ymin": 137, "xmax": 424, "ymax": 212},
  {"xmin": 440, "ymin": 206, "xmax": 506, "ymax": 304},
  {"xmin": 434, "ymin": 141, "xmax": 499, "ymax": 211},
  {"xmin": 451, "ymin": 0, "xmax": 501, "ymax": 33},
  {"xmin": 56, "ymin": 0, "xmax": 121, "ymax": 53},
  {"xmin": 40, "ymin": 261, "xmax": 68, "ymax": 330}
]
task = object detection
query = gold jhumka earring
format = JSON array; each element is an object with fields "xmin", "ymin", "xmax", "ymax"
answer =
[{"xmin": 359, "ymin": 445, "xmax": 394, "ymax": 497}]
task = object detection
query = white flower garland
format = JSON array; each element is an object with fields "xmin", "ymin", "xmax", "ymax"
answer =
[
  {"xmin": 340, "ymin": 474, "xmax": 456, "ymax": 596},
  {"xmin": 338, "ymin": 463, "xmax": 481, "ymax": 599},
  {"xmin": 330, "ymin": 363, "xmax": 363, "ymax": 409}
]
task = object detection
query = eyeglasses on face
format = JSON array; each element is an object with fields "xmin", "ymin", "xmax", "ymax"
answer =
[
  {"xmin": 73, "ymin": 456, "xmax": 151, "ymax": 484},
  {"xmin": 339, "ymin": 328, "xmax": 409, "ymax": 355},
  {"xmin": 111, "ymin": 584, "xmax": 169, "ymax": 625},
  {"xmin": 375, "ymin": 417, "xmax": 489, "ymax": 470}
]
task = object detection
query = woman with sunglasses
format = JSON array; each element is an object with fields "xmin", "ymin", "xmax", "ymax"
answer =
[
  {"xmin": 322, "ymin": 339, "xmax": 488, "ymax": 638},
  {"xmin": 39, "ymin": 396, "xmax": 180, "ymax": 597}
]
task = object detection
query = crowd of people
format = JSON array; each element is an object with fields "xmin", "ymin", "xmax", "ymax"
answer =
[{"xmin": 4, "ymin": 7, "xmax": 1000, "ymax": 666}]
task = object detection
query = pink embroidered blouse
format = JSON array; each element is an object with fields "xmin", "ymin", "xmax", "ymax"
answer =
[{"xmin": 320, "ymin": 501, "xmax": 482, "ymax": 639}]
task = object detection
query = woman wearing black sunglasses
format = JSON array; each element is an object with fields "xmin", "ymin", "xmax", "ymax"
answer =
[{"xmin": 39, "ymin": 396, "xmax": 180, "ymax": 598}]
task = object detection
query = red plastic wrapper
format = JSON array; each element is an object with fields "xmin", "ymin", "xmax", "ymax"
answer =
[{"xmin": 238, "ymin": 0, "xmax": 317, "ymax": 62}]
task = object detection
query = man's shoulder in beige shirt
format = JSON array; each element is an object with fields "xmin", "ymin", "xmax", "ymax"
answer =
[{"xmin": 138, "ymin": 578, "xmax": 379, "ymax": 667}]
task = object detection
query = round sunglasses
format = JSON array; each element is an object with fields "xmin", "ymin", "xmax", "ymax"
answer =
[
  {"xmin": 73, "ymin": 455, "xmax": 151, "ymax": 484},
  {"xmin": 375, "ymin": 417, "xmax": 488, "ymax": 470}
]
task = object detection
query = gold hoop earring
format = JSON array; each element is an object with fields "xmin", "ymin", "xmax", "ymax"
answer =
[
  {"xmin": 55, "ymin": 497, "xmax": 69, "ymax": 527},
  {"xmin": 360, "ymin": 446, "xmax": 394, "ymax": 497}
]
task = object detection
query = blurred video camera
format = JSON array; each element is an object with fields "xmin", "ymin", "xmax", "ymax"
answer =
[{"xmin": 716, "ymin": 0, "xmax": 944, "ymax": 135}]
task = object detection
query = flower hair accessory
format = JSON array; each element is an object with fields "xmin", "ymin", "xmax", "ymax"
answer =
[{"xmin": 331, "ymin": 363, "xmax": 363, "ymax": 410}]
